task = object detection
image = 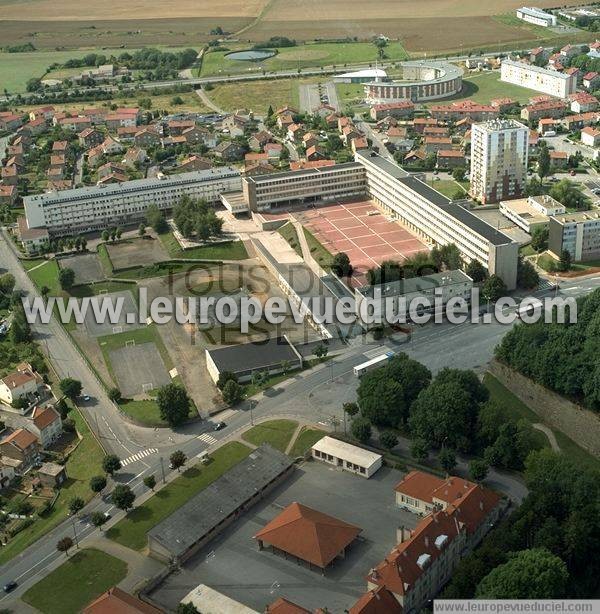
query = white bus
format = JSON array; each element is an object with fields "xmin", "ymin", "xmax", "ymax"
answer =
[
  {"xmin": 516, "ymin": 298, "xmax": 543, "ymax": 319},
  {"xmin": 353, "ymin": 352, "xmax": 395, "ymax": 377}
]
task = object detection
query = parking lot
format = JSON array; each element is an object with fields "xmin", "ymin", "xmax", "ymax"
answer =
[{"xmin": 150, "ymin": 461, "xmax": 417, "ymax": 613}]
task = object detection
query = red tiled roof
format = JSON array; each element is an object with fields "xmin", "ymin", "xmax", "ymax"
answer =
[
  {"xmin": 394, "ymin": 470, "xmax": 445, "ymax": 503},
  {"xmin": 289, "ymin": 160, "xmax": 335, "ymax": 170},
  {"xmin": 83, "ymin": 586, "xmax": 162, "ymax": 613},
  {"xmin": 267, "ymin": 597, "xmax": 312, "ymax": 614},
  {"xmin": 32, "ymin": 407, "xmax": 60, "ymax": 430},
  {"xmin": 349, "ymin": 586, "xmax": 403, "ymax": 614},
  {"xmin": 2, "ymin": 429, "xmax": 38, "ymax": 451},
  {"xmin": 254, "ymin": 502, "xmax": 362, "ymax": 568}
]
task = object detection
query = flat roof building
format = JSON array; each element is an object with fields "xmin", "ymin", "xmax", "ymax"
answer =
[
  {"xmin": 311, "ymin": 436, "xmax": 383, "ymax": 478},
  {"xmin": 516, "ymin": 6, "xmax": 557, "ymax": 27},
  {"xmin": 148, "ymin": 444, "xmax": 294, "ymax": 563},
  {"xmin": 501, "ymin": 59, "xmax": 576, "ymax": 99},
  {"xmin": 549, "ymin": 210, "xmax": 600, "ymax": 262},
  {"xmin": 24, "ymin": 168, "xmax": 241, "ymax": 236},
  {"xmin": 355, "ymin": 151, "xmax": 519, "ymax": 289},
  {"xmin": 499, "ymin": 194, "xmax": 566, "ymax": 233}
]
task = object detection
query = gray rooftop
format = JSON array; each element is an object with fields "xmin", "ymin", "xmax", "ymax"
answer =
[
  {"xmin": 207, "ymin": 336, "xmax": 300, "ymax": 374},
  {"xmin": 356, "ymin": 269, "xmax": 472, "ymax": 298},
  {"xmin": 23, "ymin": 167, "xmax": 241, "ymax": 207},
  {"xmin": 148, "ymin": 444, "xmax": 293, "ymax": 559},
  {"xmin": 245, "ymin": 162, "xmax": 363, "ymax": 184}
]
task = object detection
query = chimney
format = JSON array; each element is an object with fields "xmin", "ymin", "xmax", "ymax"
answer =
[
  {"xmin": 424, "ymin": 536, "xmax": 429, "ymax": 548},
  {"xmin": 397, "ymin": 526, "xmax": 412, "ymax": 543}
]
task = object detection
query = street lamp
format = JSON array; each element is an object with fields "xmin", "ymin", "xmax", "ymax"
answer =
[{"xmin": 71, "ymin": 516, "xmax": 79, "ymax": 549}]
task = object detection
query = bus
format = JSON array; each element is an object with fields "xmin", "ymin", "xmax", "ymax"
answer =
[
  {"xmin": 353, "ymin": 352, "xmax": 395, "ymax": 377},
  {"xmin": 516, "ymin": 298, "xmax": 543, "ymax": 320}
]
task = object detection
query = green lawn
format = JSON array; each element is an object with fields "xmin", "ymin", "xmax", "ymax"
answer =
[
  {"xmin": 158, "ymin": 232, "xmax": 248, "ymax": 261},
  {"xmin": 425, "ymin": 71, "xmax": 539, "ymax": 107},
  {"xmin": 117, "ymin": 397, "xmax": 191, "ymax": 427},
  {"xmin": 106, "ymin": 441, "xmax": 251, "ymax": 550},
  {"xmin": 22, "ymin": 548, "xmax": 127, "ymax": 614},
  {"xmin": 304, "ymin": 227, "xmax": 333, "ymax": 269},
  {"xmin": 336, "ymin": 83, "xmax": 366, "ymax": 108},
  {"xmin": 96, "ymin": 244, "xmax": 114, "ymax": 277},
  {"xmin": 427, "ymin": 179, "xmax": 468, "ymax": 199},
  {"xmin": 0, "ymin": 408, "xmax": 104, "ymax": 565},
  {"xmin": 484, "ymin": 373, "xmax": 600, "ymax": 471},
  {"xmin": 242, "ymin": 419, "xmax": 299, "ymax": 452},
  {"xmin": 68, "ymin": 281, "xmax": 136, "ymax": 298},
  {"xmin": 199, "ymin": 41, "xmax": 409, "ymax": 78},
  {"xmin": 277, "ymin": 223, "xmax": 302, "ymax": 258},
  {"xmin": 24, "ymin": 259, "xmax": 61, "ymax": 295},
  {"xmin": 289, "ymin": 427, "xmax": 325, "ymax": 457}
]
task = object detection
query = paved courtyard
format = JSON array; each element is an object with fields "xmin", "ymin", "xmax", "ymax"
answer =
[
  {"xmin": 295, "ymin": 200, "xmax": 429, "ymax": 280},
  {"xmin": 59, "ymin": 253, "xmax": 104, "ymax": 284},
  {"xmin": 150, "ymin": 461, "xmax": 418, "ymax": 613}
]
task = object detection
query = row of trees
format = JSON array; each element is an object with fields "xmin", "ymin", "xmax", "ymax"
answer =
[
  {"xmin": 496, "ymin": 287, "xmax": 600, "ymax": 410},
  {"xmin": 173, "ymin": 196, "xmax": 224, "ymax": 241}
]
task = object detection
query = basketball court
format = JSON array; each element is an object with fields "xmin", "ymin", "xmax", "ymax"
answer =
[{"xmin": 295, "ymin": 200, "xmax": 429, "ymax": 277}]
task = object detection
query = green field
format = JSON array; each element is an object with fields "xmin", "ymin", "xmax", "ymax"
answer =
[
  {"xmin": 106, "ymin": 441, "xmax": 251, "ymax": 550},
  {"xmin": 303, "ymin": 227, "xmax": 334, "ymax": 269},
  {"xmin": 289, "ymin": 427, "xmax": 325, "ymax": 457},
  {"xmin": 484, "ymin": 373, "xmax": 600, "ymax": 471},
  {"xmin": 23, "ymin": 259, "xmax": 61, "ymax": 295},
  {"xmin": 427, "ymin": 179, "xmax": 469, "ymax": 199},
  {"xmin": 22, "ymin": 548, "xmax": 127, "ymax": 614},
  {"xmin": 277, "ymin": 223, "xmax": 302, "ymax": 258},
  {"xmin": 0, "ymin": 409, "xmax": 104, "ymax": 565},
  {"xmin": 242, "ymin": 419, "xmax": 298, "ymax": 452},
  {"xmin": 0, "ymin": 46, "xmax": 192, "ymax": 93},
  {"xmin": 117, "ymin": 398, "xmax": 170, "ymax": 426},
  {"xmin": 68, "ymin": 280, "xmax": 136, "ymax": 298},
  {"xmin": 199, "ymin": 41, "xmax": 409, "ymax": 78},
  {"xmin": 336, "ymin": 83, "xmax": 367, "ymax": 108},
  {"xmin": 426, "ymin": 71, "xmax": 538, "ymax": 107},
  {"xmin": 158, "ymin": 232, "xmax": 248, "ymax": 261}
]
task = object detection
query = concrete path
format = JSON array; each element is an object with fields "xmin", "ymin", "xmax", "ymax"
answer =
[
  {"xmin": 195, "ymin": 87, "xmax": 227, "ymax": 114},
  {"xmin": 533, "ymin": 423, "xmax": 561, "ymax": 452}
]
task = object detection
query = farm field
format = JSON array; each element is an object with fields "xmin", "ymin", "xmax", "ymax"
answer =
[
  {"xmin": 200, "ymin": 41, "xmax": 409, "ymax": 78},
  {"xmin": 0, "ymin": 46, "xmax": 189, "ymax": 93}
]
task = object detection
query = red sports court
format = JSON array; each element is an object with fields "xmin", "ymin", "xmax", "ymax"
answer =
[{"xmin": 295, "ymin": 200, "xmax": 429, "ymax": 276}]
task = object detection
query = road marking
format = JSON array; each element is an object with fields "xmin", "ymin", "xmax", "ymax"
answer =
[
  {"xmin": 196, "ymin": 433, "xmax": 218, "ymax": 445},
  {"xmin": 121, "ymin": 448, "xmax": 158, "ymax": 467}
]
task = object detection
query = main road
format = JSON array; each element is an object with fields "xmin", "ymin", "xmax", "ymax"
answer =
[{"xmin": 0, "ymin": 227, "xmax": 598, "ymax": 602}]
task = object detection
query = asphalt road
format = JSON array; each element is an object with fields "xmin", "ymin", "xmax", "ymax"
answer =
[{"xmin": 0, "ymin": 228, "xmax": 599, "ymax": 601}]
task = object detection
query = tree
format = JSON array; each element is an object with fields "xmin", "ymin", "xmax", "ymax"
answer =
[
  {"xmin": 482, "ymin": 274, "xmax": 507, "ymax": 303},
  {"xmin": 69, "ymin": 497, "xmax": 85, "ymax": 516},
  {"xmin": 146, "ymin": 203, "xmax": 168, "ymax": 233},
  {"xmin": 438, "ymin": 447, "xmax": 457, "ymax": 473},
  {"xmin": 410, "ymin": 438, "xmax": 429, "ymax": 462},
  {"xmin": 465, "ymin": 259, "xmax": 488, "ymax": 283},
  {"xmin": 452, "ymin": 167, "xmax": 466, "ymax": 182},
  {"xmin": 331, "ymin": 252, "xmax": 353, "ymax": 277},
  {"xmin": 170, "ymin": 450, "xmax": 187, "ymax": 472},
  {"xmin": 531, "ymin": 226, "xmax": 549, "ymax": 252},
  {"xmin": 469, "ymin": 459, "xmax": 489, "ymax": 482},
  {"xmin": 58, "ymin": 267, "xmax": 75, "ymax": 290},
  {"xmin": 40, "ymin": 285, "xmax": 51, "ymax": 301},
  {"xmin": 177, "ymin": 603, "xmax": 200, "ymax": 614},
  {"xmin": 138, "ymin": 223, "xmax": 146, "ymax": 237},
  {"xmin": 216, "ymin": 371, "xmax": 237, "ymax": 391},
  {"xmin": 107, "ymin": 387, "xmax": 121, "ymax": 403},
  {"xmin": 222, "ymin": 379, "xmax": 244, "ymax": 405},
  {"xmin": 314, "ymin": 343, "xmax": 328, "ymax": 361},
  {"xmin": 549, "ymin": 180, "xmax": 588, "ymax": 211},
  {"xmin": 101, "ymin": 230, "xmax": 110, "ymax": 242},
  {"xmin": 91, "ymin": 511, "xmax": 107, "ymax": 530},
  {"xmin": 143, "ymin": 475, "xmax": 156, "ymax": 491},
  {"xmin": 380, "ymin": 431, "xmax": 398, "ymax": 450},
  {"xmin": 56, "ymin": 536, "xmax": 73, "ymax": 557},
  {"xmin": 537, "ymin": 142, "xmax": 550, "ymax": 183},
  {"xmin": 476, "ymin": 548, "xmax": 568, "ymax": 599},
  {"xmin": 102, "ymin": 454, "xmax": 121, "ymax": 475},
  {"xmin": 89, "ymin": 475, "xmax": 107, "ymax": 493},
  {"xmin": 517, "ymin": 257, "xmax": 539, "ymax": 290},
  {"xmin": 351, "ymin": 416, "xmax": 372, "ymax": 443},
  {"xmin": 111, "ymin": 484, "xmax": 135, "ymax": 512},
  {"xmin": 559, "ymin": 249, "xmax": 572, "ymax": 272},
  {"xmin": 59, "ymin": 378, "xmax": 82, "ymax": 400},
  {"xmin": 343, "ymin": 402, "xmax": 359, "ymax": 418},
  {"xmin": 156, "ymin": 383, "xmax": 190, "ymax": 426}
]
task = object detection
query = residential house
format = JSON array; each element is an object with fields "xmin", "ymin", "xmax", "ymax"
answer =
[
  {"xmin": 78, "ymin": 127, "xmax": 104, "ymax": 148},
  {"xmin": 583, "ymin": 71, "xmax": 600, "ymax": 90},
  {"xmin": 454, "ymin": 117, "xmax": 474, "ymax": 134},
  {"xmin": 563, "ymin": 112, "xmax": 600, "ymax": 131},
  {"xmin": 101, "ymin": 136, "xmax": 125, "ymax": 155},
  {"xmin": 98, "ymin": 162, "xmax": 128, "ymax": 179},
  {"xmin": 324, "ymin": 113, "xmax": 339, "ymax": 129},
  {"xmin": 341, "ymin": 125, "xmax": 361, "ymax": 145},
  {"xmin": 377, "ymin": 116, "xmax": 399, "ymax": 131},
  {"xmin": 59, "ymin": 116, "xmax": 92, "ymax": 132},
  {"xmin": 122, "ymin": 147, "xmax": 147, "ymax": 168},
  {"xmin": 244, "ymin": 161, "xmax": 277, "ymax": 176},
  {"xmin": 386, "ymin": 127, "xmax": 409, "ymax": 145},
  {"xmin": 30, "ymin": 407, "xmax": 62, "ymax": 448},
  {"xmin": 521, "ymin": 100, "xmax": 567, "ymax": 122},
  {"xmin": 17, "ymin": 217, "xmax": 49, "ymax": 255},
  {"xmin": 569, "ymin": 92, "xmax": 599, "ymax": 114},
  {"xmin": 178, "ymin": 154, "xmax": 212, "ymax": 172},
  {"xmin": 222, "ymin": 114, "xmax": 248, "ymax": 137},
  {"xmin": 161, "ymin": 135, "xmax": 187, "ymax": 148},
  {"xmin": 370, "ymin": 101, "xmax": 415, "ymax": 121},
  {"xmin": 412, "ymin": 117, "xmax": 439, "ymax": 134},
  {"xmin": 264, "ymin": 142, "xmax": 283, "ymax": 160},
  {"xmin": 437, "ymin": 149, "xmax": 466, "ymax": 169},
  {"xmin": 302, "ymin": 132, "xmax": 318, "ymax": 150},
  {"xmin": 1, "ymin": 166, "xmax": 18, "ymax": 186},
  {"xmin": 0, "ymin": 185, "xmax": 17, "ymax": 207},
  {"xmin": 423, "ymin": 126, "xmax": 450, "ymax": 137},
  {"xmin": 134, "ymin": 128, "xmax": 160, "ymax": 148},
  {"xmin": 244, "ymin": 152, "xmax": 270, "ymax": 169},
  {"xmin": 28, "ymin": 106, "xmax": 55, "ymax": 122},
  {"xmin": 23, "ymin": 118, "xmax": 48, "ymax": 137},
  {"xmin": 529, "ymin": 130, "xmax": 540, "ymax": 151},
  {"xmin": 182, "ymin": 126, "xmax": 211, "ymax": 146},
  {"xmin": 0, "ymin": 113, "xmax": 23, "ymax": 132},
  {"xmin": 97, "ymin": 172, "xmax": 128, "ymax": 184},
  {"xmin": 581, "ymin": 126, "xmax": 600, "ymax": 147},
  {"xmin": 404, "ymin": 150, "xmax": 427, "ymax": 164},
  {"xmin": 87, "ymin": 146, "xmax": 104, "ymax": 167},
  {"xmin": 529, "ymin": 47, "xmax": 547, "ymax": 64},
  {"xmin": 83, "ymin": 587, "xmax": 163, "ymax": 614},
  {"xmin": 424, "ymin": 136, "xmax": 453, "ymax": 154},
  {"xmin": 52, "ymin": 140, "xmax": 69, "ymax": 153},
  {"xmin": 306, "ymin": 145, "xmax": 327, "ymax": 161},
  {"xmin": 538, "ymin": 118, "xmax": 559, "ymax": 135},
  {"xmin": 550, "ymin": 150, "xmax": 568, "ymax": 168},
  {"xmin": 0, "ymin": 429, "xmax": 39, "ymax": 471},
  {"xmin": 315, "ymin": 103, "xmax": 336, "ymax": 118},
  {"xmin": 351, "ymin": 136, "xmax": 369, "ymax": 153},
  {"xmin": 37, "ymin": 462, "xmax": 67, "ymax": 488},
  {"xmin": 0, "ymin": 457, "xmax": 20, "ymax": 487},
  {"xmin": 212, "ymin": 141, "xmax": 245, "ymax": 161},
  {"xmin": 338, "ymin": 116, "xmax": 352, "ymax": 131},
  {"xmin": 429, "ymin": 101, "xmax": 499, "ymax": 122},
  {"xmin": 117, "ymin": 126, "xmax": 141, "ymax": 141},
  {"xmin": 490, "ymin": 98, "xmax": 516, "ymax": 113},
  {"xmin": 105, "ymin": 113, "xmax": 137, "ymax": 131},
  {"xmin": 167, "ymin": 120, "xmax": 195, "ymax": 136},
  {"xmin": 287, "ymin": 123, "xmax": 305, "ymax": 142},
  {"xmin": 565, "ymin": 66, "xmax": 582, "ymax": 85},
  {"xmin": 277, "ymin": 113, "xmax": 295, "ymax": 130},
  {"xmin": 47, "ymin": 179, "xmax": 72, "ymax": 192},
  {"xmin": 80, "ymin": 108, "xmax": 107, "ymax": 125},
  {"xmin": 249, "ymin": 130, "xmax": 272, "ymax": 151}
]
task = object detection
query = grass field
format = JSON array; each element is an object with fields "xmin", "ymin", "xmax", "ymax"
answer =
[
  {"xmin": 304, "ymin": 227, "xmax": 334, "ymax": 269},
  {"xmin": 484, "ymin": 373, "xmax": 600, "ymax": 471},
  {"xmin": 22, "ymin": 548, "xmax": 127, "ymax": 614},
  {"xmin": 200, "ymin": 41, "xmax": 409, "ymax": 78},
  {"xmin": 68, "ymin": 280, "xmax": 136, "ymax": 298},
  {"xmin": 242, "ymin": 419, "xmax": 298, "ymax": 452},
  {"xmin": 117, "ymin": 398, "xmax": 168, "ymax": 426},
  {"xmin": 289, "ymin": 426, "xmax": 325, "ymax": 457},
  {"xmin": 23, "ymin": 258, "xmax": 61, "ymax": 295},
  {"xmin": 0, "ymin": 409, "xmax": 104, "ymax": 565},
  {"xmin": 427, "ymin": 179, "xmax": 469, "ymax": 199},
  {"xmin": 158, "ymin": 232, "xmax": 248, "ymax": 260},
  {"xmin": 277, "ymin": 223, "xmax": 302, "ymax": 258},
  {"xmin": 206, "ymin": 77, "xmax": 321, "ymax": 114},
  {"xmin": 106, "ymin": 441, "xmax": 251, "ymax": 550}
]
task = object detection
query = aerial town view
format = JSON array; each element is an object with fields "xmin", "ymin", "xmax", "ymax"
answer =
[{"xmin": 1, "ymin": 0, "xmax": 600, "ymax": 612}]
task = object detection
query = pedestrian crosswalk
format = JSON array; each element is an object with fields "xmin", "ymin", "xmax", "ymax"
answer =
[
  {"xmin": 121, "ymin": 448, "xmax": 158, "ymax": 467},
  {"xmin": 197, "ymin": 432, "xmax": 218, "ymax": 446}
]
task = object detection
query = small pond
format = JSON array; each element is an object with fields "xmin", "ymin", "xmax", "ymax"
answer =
[{"xmin": 225, "ymin": 49, "xmax": 276, "ymax": 61}]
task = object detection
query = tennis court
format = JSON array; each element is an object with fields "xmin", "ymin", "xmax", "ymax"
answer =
[{"xmin": 295, "ymin": 200, "xmax": 429, "ymax": 274}]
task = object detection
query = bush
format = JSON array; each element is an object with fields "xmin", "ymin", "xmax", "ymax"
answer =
[{"xmin": 9, "ymin": 518, "xmax": 34, "ymax": 537}]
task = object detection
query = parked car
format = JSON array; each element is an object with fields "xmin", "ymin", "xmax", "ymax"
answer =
[
  {"xmin": 4, "ymin": 581, "xmax": 17, "ymax": 593},
  {"xmin": 214, "ymin": 422, "xmax": 227, "ymax": 431}
]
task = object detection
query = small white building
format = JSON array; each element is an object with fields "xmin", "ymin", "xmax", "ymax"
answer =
[
  {"xmin": 0, "ymin": 363, "xmax": 43, "ymax": 407},
  {"xmin": 311, "ymin": 436, "xmax": 383, "ymax": 478},
  {"xmin": 333, "ymin": 69, "xmax": 387, "ymax": 84},
  {"xmin": 516, "ymin": 6, "xmax": 557, "ymax": 27},
  {"xmin": 180, "ymin": 584, "xmax": 258, "ymax": 614},
  {"xmin": 581, "ymin": 126, "xmax": 600, "ymax": 147},
  {"xmin": 499, "ymin": 194, "xmax": 566, "ymax": 233}
]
